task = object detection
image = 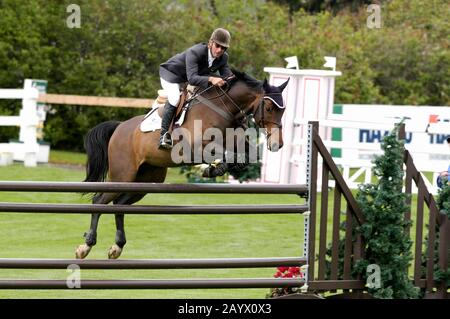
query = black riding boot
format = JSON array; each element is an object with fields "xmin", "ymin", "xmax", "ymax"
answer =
[{"xmin": 159, "ymin": 102, "xmax": 177, "ymax": 150}]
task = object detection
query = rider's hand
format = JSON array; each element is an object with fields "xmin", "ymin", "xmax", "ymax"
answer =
[{"xmin": 209, "ymin": 77, "xmax": 226, "ymax": 87}]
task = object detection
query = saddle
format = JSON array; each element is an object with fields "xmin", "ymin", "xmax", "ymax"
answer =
[
  {"xmin": 154, "ymin": 84, "xmax": 197, "ymax": 125},
  {"xmin": 141, "ymin": 85, "xmax": 199, "ymax": 133}
]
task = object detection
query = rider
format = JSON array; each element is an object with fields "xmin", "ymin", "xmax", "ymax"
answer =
[{"xmin": 158, "ymin": 28, "xmax": 233, "ymax": 149}]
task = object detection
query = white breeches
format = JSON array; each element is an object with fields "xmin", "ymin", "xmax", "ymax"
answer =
[{"xmin": 160, "ymin": 78, "xmax": 181, "ymax": 106}]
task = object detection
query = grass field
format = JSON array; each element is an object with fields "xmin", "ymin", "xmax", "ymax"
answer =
[{"xmin": 0, "ymin": 153, "xmax": 306, "ymax": 299}]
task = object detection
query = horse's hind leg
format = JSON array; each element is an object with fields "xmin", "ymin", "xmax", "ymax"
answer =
[
  {"xmin": 107, "ymin": 193, "xmax": 145, "ymax": 259},
  {"xmin": 75, "ymin": 192, "xmax": 119, "ymax": 259},
  {"xmin": 108, "ymin": 163, "xmax": 168, "ymax": 259}
]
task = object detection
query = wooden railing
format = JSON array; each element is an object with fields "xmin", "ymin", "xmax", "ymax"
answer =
[
  {"xmin": 306, "ymin": 122, "xmax": 449, "ymax": 298},
  {"xmin": 400, "ymin": 122, "xmax": 449, "ymax": 298},
  {"xmin": 307, "ymin": 121, "xmax": 366, "ymax": 295}
]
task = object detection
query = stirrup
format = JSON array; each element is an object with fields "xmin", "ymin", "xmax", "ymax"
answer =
[{"xmin": 159, "ymin": 132, "xmax": 173, "ymax": 150}]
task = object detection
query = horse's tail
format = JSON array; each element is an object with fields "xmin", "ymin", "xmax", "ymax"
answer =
[{"xmin": 83, "ymin": 121, "xmax": 121, "ymax": 184}]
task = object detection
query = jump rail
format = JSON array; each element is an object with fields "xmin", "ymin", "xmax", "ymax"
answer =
[
  {"xmin": 0, "ymin": 278, "xmax": 305, "ymax": 289},
  {"xmin": 0, "ymin": 257, "xmax": 307, "ymax": 289},
  {"xmin": 0, "ymin": 181, "xmax": 307, "ymax": 194},
  {"xmin": 0, "ymin": 182, "xmax": 308, "ymax": 214},
  {"xmin": 0, "ymin": 257, "xmax": 307, "ymax": 269},
  {"xmin": 0, "ymin": 203, "xmax": 308, "ymax": 214}
]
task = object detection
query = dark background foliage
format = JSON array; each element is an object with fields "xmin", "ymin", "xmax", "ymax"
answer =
[{"xmin": 0, "ymin": 0, "xmax": 448, "ymax": 150}]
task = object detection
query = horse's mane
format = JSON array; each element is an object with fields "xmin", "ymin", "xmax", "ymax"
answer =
[{"xmin": 229, "ymin": 68, "xmax": 263, "ymax": 90}]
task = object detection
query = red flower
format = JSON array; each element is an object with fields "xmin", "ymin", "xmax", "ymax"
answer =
[
  {"xmin": 269, "ymin": 266, "xmax": 304, "ymax": 297},
  {"xmin": 277, "ymin": 266, "xmax": 289, "ymax": 273},
  {"xmin": 274, "ymin": 271, "xmax": 283, "ymax": 278},
  {"xmin": 274, "ymin": 266, "xmax": 303, "ymax": 278},
  {"xmin": 288, "ymin": 267, "xmax": 300, "ymax": 275}
]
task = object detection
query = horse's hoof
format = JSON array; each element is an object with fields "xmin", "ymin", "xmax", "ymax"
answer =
[
  {"xmin": 213, "ymin": 163, "xmax": 227, "ymax": 177},
  {"xmin": 108, "ymin": 244, "xmax": 122, "ymax": 259},
  {"xmin": 202, "ymin": 167, "xmax": 212, "ymax": 178},
  {"xmin": 75, "ymin": 244, "xmax": 92, "ymax": 259},
  {"xmin": 203, "ymin": 163, "xmax": 227, "ymax": 178}
]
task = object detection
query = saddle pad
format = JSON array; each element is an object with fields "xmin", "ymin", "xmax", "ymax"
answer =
[
  {"xmin": 140, "ymin": 105, "xmax": 189, "ymax": 133},
  {"xmin": 140, "ymin": 107, "xmax": 162, "ymax": 132}
]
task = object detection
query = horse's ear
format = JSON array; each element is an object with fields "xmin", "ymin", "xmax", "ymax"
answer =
[
  {"xmin": 278, "ymin": 78, "xmax": 290, "ymax": 91},
  {"xmin": 263, "ymin": 78, "xmax": 269, "ymax": 90}
]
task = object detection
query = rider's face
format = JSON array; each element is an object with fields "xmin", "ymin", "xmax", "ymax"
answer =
[{"xmin": 209, "ymin": 41, "xmax": 227, "ymax": 58}]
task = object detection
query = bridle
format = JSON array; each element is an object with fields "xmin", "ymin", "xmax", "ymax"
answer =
[
  {"xmin": 189, "ymin": 77, "xmax": 284, "ymax": 138},
  {"xmin": 216, "ymin": 86, "xmax": 285, "ymax": 146},
  {"xmin": 254, "ymin": 93, "xmax": 284, "ymax": 132}
]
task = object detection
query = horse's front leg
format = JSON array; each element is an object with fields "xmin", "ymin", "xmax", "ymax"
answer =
[
  {"xmin": 202, "ymin": 152, "xmax": 250, "ymax": 178},
  {"xmin": 202, "ymin": 160, "xmax": 229, "ymax": 178},
  {"xmin": 202, "ymin": 137, "xmax": 257, "ymax": 178}
]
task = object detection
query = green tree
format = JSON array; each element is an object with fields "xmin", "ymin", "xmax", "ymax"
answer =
[
  {"xmin": 355, "ymin": 124, "xmax": 419, "ymax": 298},
  {"xmin": 1, "ymin": 0, "xmax": 448, "ymax": 150},
  {"xmin": 271, "ymin": 0, "xmax": 383, "ymax": 14},
  {"xmin": 426, "ymin": 184, "xmax": 450, "ymax": 291},
  {"xmin": 437, "ymin": 185, "xmax": 450, "ymax": 218},
  {"xmin": 0, "ymin": 0, "xmax": 55, "ymax": 141}
]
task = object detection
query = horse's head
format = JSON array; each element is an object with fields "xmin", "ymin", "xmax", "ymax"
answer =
[
  {"xmin": 253, "ymin": 78, "xmax": 289, "ymax": 151},
  {"xmin": 217, "ymin": 70, "xmax": 289, "ymax": 152}
]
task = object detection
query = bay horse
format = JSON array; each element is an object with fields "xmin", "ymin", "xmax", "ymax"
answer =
[{"xmin": 76, "ymin": 70, "xmax": 289, "ymax": 259}]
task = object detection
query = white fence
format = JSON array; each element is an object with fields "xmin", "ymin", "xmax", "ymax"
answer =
[
  {"xmin": 1, "ymin": 78, "xmax": 152, "ymax": 167},
  {"xmin": 293, "ymin": 106, "xmax": 450, "ymax": 195},
  {"xmin": 0, "ymin": 80, "xmax": 41, "ymax": 167}
]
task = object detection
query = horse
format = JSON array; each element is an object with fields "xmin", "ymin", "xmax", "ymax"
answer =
[{"xmin": 75, "ymin": 70, "xmax": 289, "ymax": 259}]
